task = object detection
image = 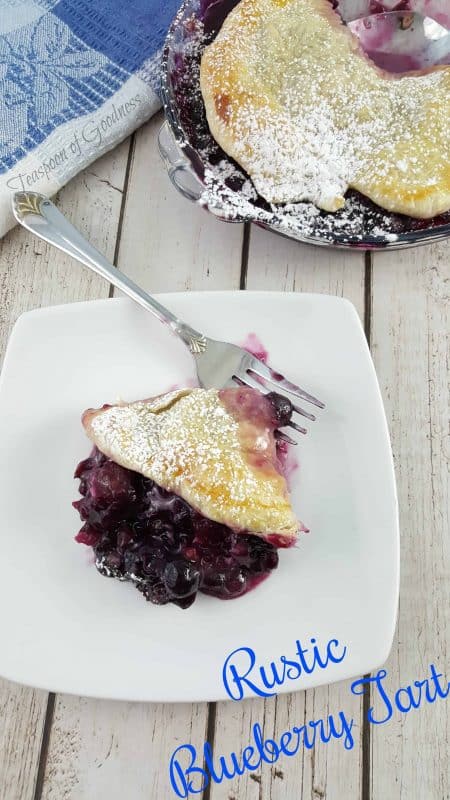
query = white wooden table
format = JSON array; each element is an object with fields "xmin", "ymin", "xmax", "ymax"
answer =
[{"xmin": 0, "ymin": 114, "xmax": 448, "ymax": 800}]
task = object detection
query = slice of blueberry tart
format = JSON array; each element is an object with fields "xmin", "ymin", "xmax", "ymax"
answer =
[{"xmin": 73, "ymin": 387, "xmax": 302, "ymax": 608}]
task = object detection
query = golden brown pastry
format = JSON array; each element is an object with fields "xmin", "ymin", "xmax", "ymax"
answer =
[
  {"xmin": 82, "ymin": 387, "xmax": 299, "ymax": 543},
  {"xmin": 200, "ymin": 0, "xmax": 450, "ymax": 217}
]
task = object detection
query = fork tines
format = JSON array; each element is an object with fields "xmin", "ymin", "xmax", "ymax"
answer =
[
  {"xmin": 246, "ymin": 362, "xmax": 324, "ymax": 408},
  {"xmin": 232, "ymin": 359, "xmax": 324, "ymax": 438}
]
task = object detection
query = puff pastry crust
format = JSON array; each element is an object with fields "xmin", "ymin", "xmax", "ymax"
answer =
[
  {"xmin": 82, "ymin": 388, "xmax": 299, "ymax": 543},
  {"xmin": 200, "ymin": 0, "xmax": 450, "ymax": 217}
]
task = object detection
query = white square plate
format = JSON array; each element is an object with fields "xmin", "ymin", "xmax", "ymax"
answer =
[{"xmin": 0, "ymin": 292, "xmax": 399, "ymax": 702}]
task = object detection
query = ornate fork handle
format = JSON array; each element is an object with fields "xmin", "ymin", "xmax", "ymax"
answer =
[{"xmin": 12, "ymin": 192, "xmax": 207, "ymax": 355}]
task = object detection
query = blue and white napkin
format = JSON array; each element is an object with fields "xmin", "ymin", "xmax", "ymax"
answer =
[{"xmin": 0, "ymin": 0, "xmax": 181, "ymax": 237}]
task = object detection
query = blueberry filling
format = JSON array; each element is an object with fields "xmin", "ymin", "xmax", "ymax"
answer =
[
  {"xmin": 74, "ymin": 447, "xmax": 281, "ymax": 609},
  {"xmin": 265, "ymin": 391, "xmax": 293, "ymax": 429}
]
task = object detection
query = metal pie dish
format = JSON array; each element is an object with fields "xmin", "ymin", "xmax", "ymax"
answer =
[{"xmin": 160, "ymin": 0, "xmax": 450, "ymax": 250}]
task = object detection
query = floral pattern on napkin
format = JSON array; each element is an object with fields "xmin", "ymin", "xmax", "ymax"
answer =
[{"xmin": 0, "ymin": 0, "xmax": 180, "ymax": 237}]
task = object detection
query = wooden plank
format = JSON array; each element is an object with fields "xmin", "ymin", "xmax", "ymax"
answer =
[
  {"xmin": 116, "ymin": 112, "xmax": 243, "ymax": 290},
  {"xmin": 0, "ymin": 140, "xmax": 130, "ymax": 800},
  {"xmin": 0, "ymin": 684, "xmax": 48, "ymax": 800},
  {"xmin": 243, "ymin": 225, "xmax": 365, "ymax": 311},
  {"xmin": 369, "ymin": 242, "xmax": 450, "ymax": 800},
  {"xmin": 41, "ymin": 114, "xmax": 244, "ymax": 800},
  {"xmin": 208, "ymin": 225, "xmax": 366, "ymax": 800},
  {"xmin": 42, "ymin": 697, "xmax": 208, "ymax": 800}
]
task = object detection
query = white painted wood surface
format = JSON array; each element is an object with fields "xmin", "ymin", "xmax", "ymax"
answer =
[
  {"xmin": 370, "ymin": 244, "xmax": 450, "ymax": 800},
  {"xmin": 0, "ymin": 113, "xmax": 448, "ymax": 800}
]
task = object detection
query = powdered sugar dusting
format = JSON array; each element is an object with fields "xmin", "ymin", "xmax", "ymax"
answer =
[{"xmin": 201, "ymin": 165, "xmax": 401, "ymax": 242}]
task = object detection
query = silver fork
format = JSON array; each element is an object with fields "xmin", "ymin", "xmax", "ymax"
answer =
[{"xmin": 12, "ymin": 192, "xmax": 324, "ymax": 440}]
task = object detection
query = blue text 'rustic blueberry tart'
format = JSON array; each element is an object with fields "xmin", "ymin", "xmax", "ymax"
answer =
[{"xmin": 74, "ymin": 387, "xmax": 304, "ymax": 609}]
